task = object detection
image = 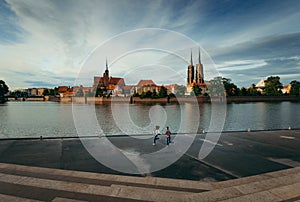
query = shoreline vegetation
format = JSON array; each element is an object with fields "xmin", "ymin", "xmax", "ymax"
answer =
[{"xmin": 6, "ymin": 95, "xmax": 300, "ymax": 104}]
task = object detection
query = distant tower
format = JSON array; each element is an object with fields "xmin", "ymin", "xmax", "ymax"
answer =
[
  {"xmin": 195, "ymin": 48, "xmax": 204, "ymax": 84},
  {"xmin": 187, "ymin": 50, "xmax": 194, "ymax": 86},
  {"xmin": 103, "ymin": 58, "xmax": 109, "ymax": 87}
]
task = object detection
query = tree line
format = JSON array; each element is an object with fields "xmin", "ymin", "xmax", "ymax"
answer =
[
  {"xmin": 178, "ymin": 76, "xmax": 300, "ymax": 97},
  {"xmin": 1, "ymin": 75, "xmax": 299, "ymax": 103}
]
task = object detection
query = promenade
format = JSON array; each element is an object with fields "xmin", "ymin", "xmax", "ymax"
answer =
[{"xmin": 0, "ymin": 129, "xmax": 300, "ymax": 201}]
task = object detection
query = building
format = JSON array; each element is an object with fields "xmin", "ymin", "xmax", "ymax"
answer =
[
  {"xmin": 187, "ymin": 51, "xmax": 194, "ymax": 86},
  {"xmin": 165, "ymin": 84, "xmax": 178, "ymax": 94},
  {"xmin": 282, "ymin": 84, "xmax": 292, "ymax": 94},
  {"xmin": 186, "ymin": 49, "xmax": 207, "ymax": 95},
  {"xmin": 135, "ymin": 80, "xmax": 158, "ymax": 94},
  {"xmin": 94, "ymin": 59, "xmax": 126, "ymax": 95},
  {"xmin": 195, "ymin": 48, "xmax": 204, "ymax": 85},
  {"xmin": 58, "ymin": 86, "xmax": 74, "ymax": 97}
]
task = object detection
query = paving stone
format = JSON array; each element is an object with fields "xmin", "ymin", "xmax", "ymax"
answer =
[
  {"xmin": 0, "ymin": 193, "xmax": 42, "ymax": 202},
  {"xmin": 269, "ymin": 182, "xmax": 300, "ymax": 200},
  {"xmin": 264, "ymin": 166, "xmax": 300, "ymax": 178},
  {"xmin": 234, "ymin": 173, "xmax": 300, "ymax": 195},
  {"xmin": 0, "ymin": 163, "xmax": 211, "ymax": 191},
  {"xmin": 111, "ymin": 184, "xmax": 190, "ymax": 201},
  {"xmin": 183, "ymin": 187, "xmax": 243, "ymax": 202},
  {"xmin": 220, "ymin": 191, "xmax": 281, "ymax": 202},
  {"xmin": 213, "ymin": 174, "xmax": 271, "ymax": 189},
  {"xmin": 1, "ymin": 162, "xmax": 300, "ymax": 201},
  {"xmin": 51, "ymin": 197, "xmax": 87, "ymax": 202}
]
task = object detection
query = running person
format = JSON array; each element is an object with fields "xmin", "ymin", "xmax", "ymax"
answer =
[{"xmin": 165, "ymin": 126, "xmax": 171, "ymax": 146}]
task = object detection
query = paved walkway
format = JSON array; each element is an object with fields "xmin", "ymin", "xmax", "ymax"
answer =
[
  {"xmin": 1, "ymin": 129, "xmax": 300, "ymax": 201},
  {"xmin": 0, "ymin": 163, "xmax": 300, "ymax": 201},
  {"xmin": 1, "ymin": 130, "xmax": 300, "ymax": 181}
]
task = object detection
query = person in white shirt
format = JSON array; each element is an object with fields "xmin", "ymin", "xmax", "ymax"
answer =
[{"xmin": 153, "ymin": 125, "xmax": 160, "ymax": 145}]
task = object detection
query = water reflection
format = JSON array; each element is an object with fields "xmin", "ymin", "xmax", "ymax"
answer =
[{"xmin": 0, "ymin": 101, "xmax": 299, "ymax": 139}]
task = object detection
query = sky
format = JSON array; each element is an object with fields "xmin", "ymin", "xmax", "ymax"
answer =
[{"xmin": 1, "ymin": 0, "xmax": 300, "ymax": 90}]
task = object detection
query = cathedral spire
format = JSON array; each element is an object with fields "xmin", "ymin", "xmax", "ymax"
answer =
[
  {"xmin": 190, "ymin": 49, "xmax": 193, "ymax": 66},
  {"xmin": 105, "ymin": 57, "xmax": 108, "ymax": 71}
]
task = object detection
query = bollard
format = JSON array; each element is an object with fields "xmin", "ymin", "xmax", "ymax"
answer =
[
  {"xmin": 247, "ymin": 128, "xmax": 251, "ymax": 132},
  {"xmin": 288, "ymin": 126, "xmax": 291, "ymax": 130},
  {"xmin": 40, "ymin": 136, "xmax": 43, "ymax": 140}
]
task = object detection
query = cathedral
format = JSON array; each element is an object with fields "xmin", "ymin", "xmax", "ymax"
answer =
[
  {"xmin": 186, "ymin": 49, "xmax": 206, "ymax": 94},
  {"xmin": 94, "ymin": 59, "xmax": 125, "ymax": 95},
  {"xmin": 187, "ymin": 48, "xmax": 204, "ymax": 86}
]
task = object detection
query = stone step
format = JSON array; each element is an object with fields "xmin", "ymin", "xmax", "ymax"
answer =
[
  {"xmin": 0, "ymin": 172, "xmax": 194, "ymax": 201},
  {"xmin": 0, "ymin": 193, "xmax": 42, "ymax": 202},
  {"xmin": 213, "ymin": 166, "xmax": 300, "ymax": 189},
  {"xmin": 1, "ymin": 162, "xmax": 300, "ymax": 201},
  {"xmin": 184, "ymin": 169, "xmax": 300, "ymax": 201},
  {"xmin": 0, "ymin": 163, "xmax": 212, "ymax": 191}
]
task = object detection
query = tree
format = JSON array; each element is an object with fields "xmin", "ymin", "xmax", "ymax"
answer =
[
  {"xmin": 208, "ymin": 77, "xmax": 224, "ymax": 96},
  {"xmin": 239, "ymin": 87, "xmax": 248, "ymax": 96},
  {"xmin": 0, "ymin": 80, "xmax": 9, "ymax": 103},
  {"xmin": 43, "ymin": 89, "xmax": 50, "ymax": 96},
  {"xmin": 85, "ymin": 90, "xmax": 94, "ymax": 97},
  {"xmin": 95, "ymin": 87, "xmax": 105, "ymax": 97},
  {"xmin": 145, "ymin": 90, "xmax": 152, "ymax": 98},
  {"xmin": 158, "ymin": 86, "xmax": 168, "ymax": 98},
  {"xmin": 75, "ymin": 88, "xmax": 84, "ymax": 97},
  {"xmin": 192, "ymin": 85, "xmax": 202, "ymax": 96},
  {"xmin": 290, "ymin": 80, "xmax": 300, "ymax": 96},
  {"xmin": 152, "ymin": 89, "xmax": 158, "ymax": 98},
  {"xmin": 174, "ymin": 85, "xmax": 186, "ymax": 97},
  {"xmin": 264, "ymin": 76, "xmax": 283, "ymax": 96},
  {"xmin": 222, "ymin": 78, "xmax": 238, "ymax": 96}
]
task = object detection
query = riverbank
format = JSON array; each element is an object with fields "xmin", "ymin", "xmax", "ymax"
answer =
[
  {"xmin": 54, "ymin": 95, "xmax": 300, "ymax": 104},
  {"xmin": 7, "ymin": 95, "xmax": 300, "ymax": 104}
]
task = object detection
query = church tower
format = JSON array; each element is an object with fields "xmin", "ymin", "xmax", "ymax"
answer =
[
  {"xmin": 103, "ymin": 58, "xmax": 109, "ymax": 87},
  {"xmin": 187, "ymin": 50, "xmax": 194, "ymax": 86},
  {"xmin": 195, "ymin": 48, "xmax": 204, "ymax": 85}
]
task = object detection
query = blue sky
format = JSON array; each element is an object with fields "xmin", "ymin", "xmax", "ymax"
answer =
[{"xmin": 1, "ymin": 0, "xmax": 300, "ymax": 89}]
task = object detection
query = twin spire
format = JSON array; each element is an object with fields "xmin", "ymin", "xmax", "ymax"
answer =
[{"xmin": 190, "ymin": 48, "xmax": 201, "ymax": 65}]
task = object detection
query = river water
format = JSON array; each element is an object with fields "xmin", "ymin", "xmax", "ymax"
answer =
[{"xmin": 0, "ymin": 101, "xmax": 299, "ymax": 139}]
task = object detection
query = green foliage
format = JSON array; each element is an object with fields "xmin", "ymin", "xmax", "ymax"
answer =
[
  {"xmin": 168, "ymin": 93, "xmax": 176, "ymax": 98},
  {"xmin": 192, "ymin": 85, "xmax": 202, "ymax": 96},
  {"xmin": 43, "ymin": 89, "xmax": 50, "ymax": 96},
  {"xmin": 222, "ymin": 78, "xmax": 238, "ymax": 96},
  {"xmin": 264, "ymin": 76, "xmax": 283, "ymax": 96},
  {"xmin": 174, "ymin": 85, "xmax": 186, "ymax": 97},
  {"xmin": 95, "ymin": 87, "xmax": 106, "ymax": 97},
  {"xmin": 140, "ymin": 91, "xmax": 146, "ymax": 98},
  {"xmin": 75, "ymin": 88, "xmax": 84, "ymax": 97},
  {"xmin": 85, "ymin": 90, "xmax": 94, "ymax": 97},
  {"xmin": 208, "ymin": 77, "xmax": 224, "ymax": 96},
  {"xmin": 290, "ymin": 80, "xmax": 300, "ymax": 96},
  {"xmin": 0, "ymin": 80, "xmax": 9, "ymax": 103},
  {"xmin": 145, "ymin": 90, "xmax": 152, "ymax": 98},
  {"xmin": 132, "ymin": 92, "xmax": 140, "ymax": 97},
  {"xmin": 152, "ymin": 90, "xmax": 158, "ymax": 98},
  {"xmin": 158, "ymin": 86, "xmax": 168, "ymax": 98}
]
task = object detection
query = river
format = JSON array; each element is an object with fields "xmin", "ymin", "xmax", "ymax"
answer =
[{"xmin": 0, "ymin": 101, "xmax": 299, "ymax": 139}]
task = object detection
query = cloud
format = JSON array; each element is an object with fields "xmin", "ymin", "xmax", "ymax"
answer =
[{"xmin": 1, "ymin": 0, "xmax": 300, "ymax": 89}]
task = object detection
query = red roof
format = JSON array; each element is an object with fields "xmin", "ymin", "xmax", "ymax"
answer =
[
  {"xmin": 58, "ymin": 86, "xmax": 69, "ymax": 93},
  {"xmin": 109, "ymin": 77, "xmax": 125, "ymax": 86},
  {"xmin": 122, "ymin": 85, "xmax": 134, "ymax": 90},
  {"xmin": 94, "ymin": 76, "xmax": 125, "ymax": 86},
  {"xmin": 137, "ymin": 80, "xmax": 156, "ymax": 87}
]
